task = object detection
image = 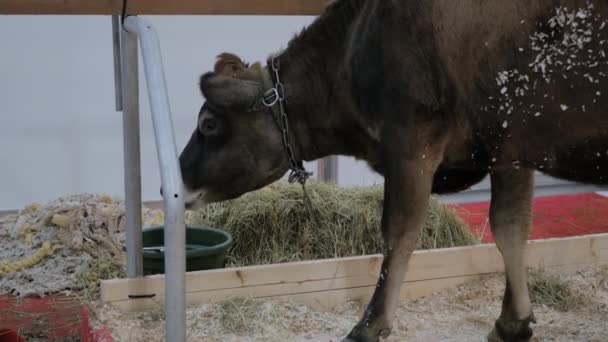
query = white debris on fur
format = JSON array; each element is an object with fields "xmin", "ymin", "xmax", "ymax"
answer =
[
  {"xmin": 0, "ymin": 194, "xmax": 163, "ymax": 297},
  {"xmin": 488, "ymin": 0, "xmax": 606, "ymax": 120},
  {"xmin": 529, "ymin": 1, "xmax": 602, "ymax": 83}
]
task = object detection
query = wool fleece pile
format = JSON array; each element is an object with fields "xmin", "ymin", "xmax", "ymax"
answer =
[{"xmin": 0, "ymin": 194, "xmax": 163, "ymax": 297}]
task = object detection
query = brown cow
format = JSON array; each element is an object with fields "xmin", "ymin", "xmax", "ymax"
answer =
[{"xmin": 176, "ymin": 0, "xmax": 608, "ymax": 341}]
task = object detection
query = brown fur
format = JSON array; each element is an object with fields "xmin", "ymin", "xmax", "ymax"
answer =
[
  {"xmin": 214, "ymin": 53, "xmax": 263, "ymax": 81},
  {"xmin": 178, "ymin": 1, "xmax": 608, "ymax": 341}
]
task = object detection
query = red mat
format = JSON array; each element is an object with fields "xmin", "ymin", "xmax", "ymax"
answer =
[
  {"xmin": 450, "ymin": 192, "xmax": 608, "ymax": 243},
  {"xmin": 0, "ymin": 294, "xmax": 113, "ymax": 341}
]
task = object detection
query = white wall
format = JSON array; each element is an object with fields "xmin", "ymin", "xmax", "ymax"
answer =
[
  {"xmin": 0, "ymin": 15, "xmax": 389, "ymax": 211},
  {"xmin": 0, "ymin": 15, "xmax": 315, "ymax": 210}
]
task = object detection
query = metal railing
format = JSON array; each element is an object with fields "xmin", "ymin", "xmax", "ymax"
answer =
[{"xmin": 114, "ymin": 15, "xmax": 186, "ymax": 342}]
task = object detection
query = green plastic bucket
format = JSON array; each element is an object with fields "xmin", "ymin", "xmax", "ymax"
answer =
[{"xmin": 140, "ymin": 225, "xmax": 233, "ymax": 275}]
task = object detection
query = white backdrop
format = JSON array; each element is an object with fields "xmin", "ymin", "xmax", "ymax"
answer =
[{"xmin": 0, "ymin": 14, "xmax": 383, "ymax": 210}]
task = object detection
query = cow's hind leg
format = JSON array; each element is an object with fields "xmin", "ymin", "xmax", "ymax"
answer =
[{"xmin": 487, "ymin": 168, "xmax": 536, "ymax": 342}]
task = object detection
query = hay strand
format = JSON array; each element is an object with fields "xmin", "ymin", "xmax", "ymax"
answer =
[
  {"xmin": 528, "ymin": 266, "xmax": 591, "ymax": 312},
  {"xmin": 187, "ymin": 181, "xmax": 479, "ymax": 267}
]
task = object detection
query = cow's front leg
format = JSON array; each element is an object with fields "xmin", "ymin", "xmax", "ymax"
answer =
[{"xmin": 342, "ymin": 130, "xmax": 441, "ymax": 342}]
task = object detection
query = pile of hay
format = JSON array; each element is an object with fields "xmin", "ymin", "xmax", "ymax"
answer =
[
  {"xmin": 187, "ymin": 181, "xmax": 479, "ymax": 267},
  {"xmin": 0, "ymin": 182, "xmax": 476, "ymax": 295}
]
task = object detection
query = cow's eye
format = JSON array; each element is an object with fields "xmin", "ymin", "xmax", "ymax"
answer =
[{"xmin": 199, "ymin": 117, "xmax": 218, "ymax": 135}]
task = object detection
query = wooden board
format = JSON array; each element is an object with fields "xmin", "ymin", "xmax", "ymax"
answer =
[
  {"xmin": 0, "ymin": 0, "xmax": 329, "ymax": 15},
  {"xmin": 100, "ymin": 233, "xmax": 608, "ymax": 312}
]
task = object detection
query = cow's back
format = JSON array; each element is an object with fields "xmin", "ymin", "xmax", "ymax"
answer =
[
  {"xmin": 340, "ymin": 0, "xmax": 608, "ymax": 188},
  {"xmin": 430, "ymin": 0, "xmax": 608, "ymax": 185}
]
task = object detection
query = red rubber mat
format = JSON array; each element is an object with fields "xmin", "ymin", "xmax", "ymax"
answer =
[
  {"xmin": 0, "ymin": 294, "xmax": 113, "ymax": 341},
  {"xmin": 450, "ymin": 192, "xmax": 608, "ymax": 243}
]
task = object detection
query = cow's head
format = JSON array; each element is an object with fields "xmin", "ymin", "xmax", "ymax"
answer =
[{"xmin": 177, "ymin": 53, "xmax": 290, "ymax": 208}]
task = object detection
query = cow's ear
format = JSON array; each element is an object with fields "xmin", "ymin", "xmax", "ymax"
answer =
[
  {"xmin": 199, "ymin": 72, "xmax": 261, "ymax": 110},
  {"xmin": 214, "ymin": 53, "xmax": 265, "ymax": 82},
  {"xmin": 214, "ymin": 53, "xmax": 248, "ymax": 78}
]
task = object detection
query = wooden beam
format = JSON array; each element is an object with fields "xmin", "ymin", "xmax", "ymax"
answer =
[
  {"xmin": 100, "ymin": 233, "xmax": 608, "ymax": 312},
  {"xmin": 0, "ymin": 0, "xmax": 330, "ymax": 15}
]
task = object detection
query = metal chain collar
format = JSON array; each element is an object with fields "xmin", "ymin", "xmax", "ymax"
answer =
[{"xmin": 262, "ymin": 56, "xmax": 313, "ymax": 185}]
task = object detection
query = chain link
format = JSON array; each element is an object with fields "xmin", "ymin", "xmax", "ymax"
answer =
[{"xmin": 265, "ymin": 56, "xmax": 313, "ymax": 185}]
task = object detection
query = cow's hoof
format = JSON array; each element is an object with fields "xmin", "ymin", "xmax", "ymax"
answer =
[
  {"xmin": 340, "ymin": 338, "xmax": 376, "ymax": 342},
  {"xmin": 340, "ymin": 336, "xmax": 378, "ymax": 342},
  {"xmin": 487, "ymin": 327, "xmax": 504, "ymax": 342},
  {"xmin": 487, "ymin": 318, "xmax": 534, "ymax": 342},
  {"xmin": 340, "ymin": 331, "xmax": 378, "ymax": 342},
  {"xmin": 341, "ymin": 335, "xmax": 380, "ymax": 342},
  {"xmin": 340, "ymin": 326, "xmax": 391, "ymax": 342}
]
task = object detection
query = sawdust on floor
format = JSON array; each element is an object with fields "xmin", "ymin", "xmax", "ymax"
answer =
[{"xmin": 91, "ymin": 264, "xmax": 608, "ymax": 342}]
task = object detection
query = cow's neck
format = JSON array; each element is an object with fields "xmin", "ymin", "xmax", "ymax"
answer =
[{"xmin": 265, "ymin": 0, "xmax": 369, "ymax": 163}]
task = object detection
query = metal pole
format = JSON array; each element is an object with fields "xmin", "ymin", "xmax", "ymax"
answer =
[
  {"xmin": 124, "ymin": 16, "xmax": 186, "ymax": 342},
  {"xmin": 112, "ymin": 15, "xmax": 122, "ymax": 111},
  {"xmin": 120, "ymin": 19, "xmax": 143, "ymax": 278},
  {"xmin": 319, "ymin": 156, "xmax": 338, "ymax": 183}
]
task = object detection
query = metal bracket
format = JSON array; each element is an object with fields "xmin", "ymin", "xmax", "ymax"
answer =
[{"xmin": 128, "ymin": 293, "xmax": 157, "ymax": 299}]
